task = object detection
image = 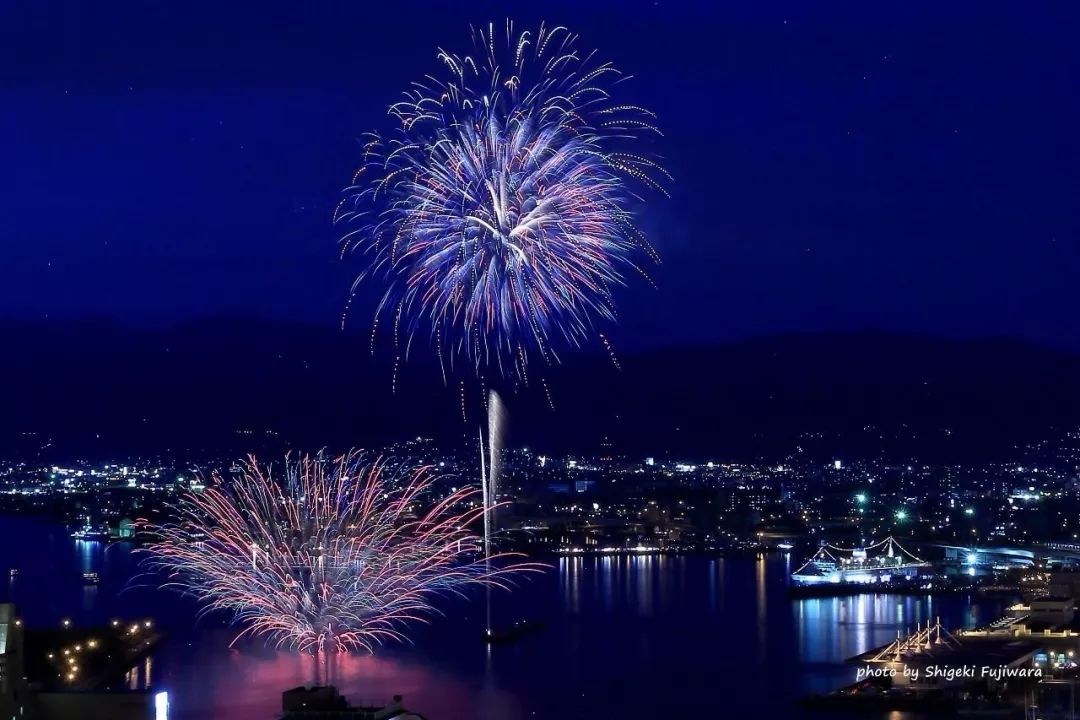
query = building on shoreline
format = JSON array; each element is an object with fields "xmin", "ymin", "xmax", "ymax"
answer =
[
  {"xmin": 1, "ymin": 604, "xmax": 165, "ymax": 720},
  {"xmin": 0, "ymin": 604, "xmax": 28, "ymax": 720}
]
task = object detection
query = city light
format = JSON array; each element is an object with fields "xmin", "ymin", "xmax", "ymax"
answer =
[{"xmin": 2, "ymin": 391, "xmax": 1079, "ymax": 713}]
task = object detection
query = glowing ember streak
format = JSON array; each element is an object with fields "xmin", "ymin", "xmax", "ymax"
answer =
[
  {"xmin": 142, "ymin": 453, "xmax": 538, "ymax": 653},
  {"xmin": 338, "ymin": 20, "xmax": 668, "ymax": 382}
]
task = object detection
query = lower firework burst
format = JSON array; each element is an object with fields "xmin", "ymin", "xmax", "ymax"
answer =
[{"xmin": 142, "ymin": 452, "xmax": 537, "ymax": 653}]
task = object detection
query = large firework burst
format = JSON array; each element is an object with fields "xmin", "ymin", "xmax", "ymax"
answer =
[
  {"xmin": 337, "ymin": 21, "xmax": 668, "ymax": 383},
  {"xmin": 142, "ymin": 453, "xmax": 535, "ymax": 653}
]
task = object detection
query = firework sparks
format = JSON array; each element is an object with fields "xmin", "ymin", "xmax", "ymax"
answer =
[
  {"xmin": 338, "ymin": 20, "xmax": 667, "ymax": 383},
  {"xmin": 142, "ymin": 453, "xmax": 537, "ymax": 654}
]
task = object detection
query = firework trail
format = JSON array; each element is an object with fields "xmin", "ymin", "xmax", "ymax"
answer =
[
  {"xmin": 486, "ymin": 389, "xmax": 506, "ymax": 498},
  {"xmin": 338, "ymin": 20, "xmax": 668, "ymax": 384},
  {"xmin": 141, "ymin": 453, "xmax": 539, "ymax": 654}
]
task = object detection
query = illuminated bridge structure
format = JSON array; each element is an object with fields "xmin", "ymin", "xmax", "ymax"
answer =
[{"xmin": 791, "ymin": 536, "xmax": 930, "ymax": 586}]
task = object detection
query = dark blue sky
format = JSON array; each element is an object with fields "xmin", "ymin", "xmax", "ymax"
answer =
[{"xmin": 3, "ymin": 1, "xmax": 1077, "ymax": 348}]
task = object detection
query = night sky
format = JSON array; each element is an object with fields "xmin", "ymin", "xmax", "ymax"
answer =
[{"xmin": 3, "ymin": 1, "xmax": 1077, "ymax": 348}]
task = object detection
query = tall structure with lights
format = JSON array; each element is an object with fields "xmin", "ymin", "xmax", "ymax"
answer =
[{"xmin": 0, "ymin": 604, "xmax": 26, "ymax": 720}]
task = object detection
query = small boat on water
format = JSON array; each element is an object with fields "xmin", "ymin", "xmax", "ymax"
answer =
[
  {"xmin": 8, "ymin": 568, "xmax": 17, "ymax": 579},
  {"xmin": 82, "ymin": 571, "xmax": 100, "ymax": 585},
  {"xmin": 72, "ymin": 524, "xmax": 110, "ymax": 542},
  {"xmin": 484, "ymin": 619, "xmax": 545, "ymax": 644}
]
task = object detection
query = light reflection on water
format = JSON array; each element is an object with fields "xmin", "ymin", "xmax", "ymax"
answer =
[{"xmin": 0, "ymin": 518, "xmax": 1003, "ymax": 720}]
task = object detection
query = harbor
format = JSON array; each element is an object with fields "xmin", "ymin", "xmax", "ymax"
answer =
[
  {"xmin": 790, "ymin": 535, "xmax": 1080, "ymax": 598},
  {"xmin": 1, "ymin": 604, "xmax": 168, "ymax": 720},
  {"xmin": 800, "ymin": 575, "xmax": 1080, "ymax": 717},
  {"xmin": 1, "ymin": 514, "xmax": 1075, "ymax": 719}
]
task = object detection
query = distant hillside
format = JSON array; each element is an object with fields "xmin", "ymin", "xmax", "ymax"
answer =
[{"xmin": 2, "ymin": 318, "xmax": 1079, "ymax": 461}]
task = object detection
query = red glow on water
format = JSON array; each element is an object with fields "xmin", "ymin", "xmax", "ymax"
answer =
[{"xmin": 165, "ymin": 637, "xmax": 489, "ymax": 720}]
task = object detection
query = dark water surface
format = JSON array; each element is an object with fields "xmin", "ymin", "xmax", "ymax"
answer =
[{"xmin": 0, "ymin": 517, "xmax": 1004, "ymax": 719}]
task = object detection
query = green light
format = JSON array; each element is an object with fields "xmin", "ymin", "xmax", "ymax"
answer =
[
  {"xmin": 895, "ymin": 509, "xmax": 907, "ymax": 521},
  {"xmin": 855, "ymin": 493, "xmax": 867, "ymax": 504}
]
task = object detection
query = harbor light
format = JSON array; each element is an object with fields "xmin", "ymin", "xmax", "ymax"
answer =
[
  {"xmin": 894, "ymin": 509, "xmax": 907, "ymax": 522},
  {"xmin": 61, "ymin": 618, "xmax": 72, "ymax": 628},
  {"xmin": 855, "ymin": 493, "xmax": 867, "ymax": 505}
]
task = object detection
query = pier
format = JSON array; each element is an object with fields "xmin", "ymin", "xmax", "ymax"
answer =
[{"xmin": 26, "ymin": 617, "xmax": 164, "ymax": 691}]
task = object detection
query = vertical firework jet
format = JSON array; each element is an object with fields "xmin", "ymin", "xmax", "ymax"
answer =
[
  {"xmin": 338, "ymin": 20, "xmax": 668, "ymax": 385},
  {"xmin": 142, "ymin": 453, "xmax": 538, "ymax": 654},
  {"xmin": 480, "ymin": 388, "xmax": 506, "ymax": 636}
]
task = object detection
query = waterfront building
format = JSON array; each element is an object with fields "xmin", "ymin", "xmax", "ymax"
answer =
[
  {"xmin": 964, "ymin": 595, "xmax": 1080, "ymax": 667},
  {"xmin": 852, "ymin": 619, "xmax": 1042, "ymax": 692},
  {"xmin": 0, "ymin": 604, "xmax": 27, "ymax": 720},
  {"xmin": 281, "ymin": 686, "xmax": 422, "ymax": 719},
  {"xmin": 940, "ymin": 544, "xmax": 1036, "ymax": 569}
]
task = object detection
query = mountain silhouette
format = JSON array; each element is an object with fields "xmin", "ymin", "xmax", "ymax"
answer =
[{"xmin": 3, "ymin": 318, "xmax": 1078, "ymax": 462}]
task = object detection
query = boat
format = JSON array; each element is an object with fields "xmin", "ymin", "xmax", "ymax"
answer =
[
  {"xmin": 82, "ymin": 571, "xmax": 101, "ymax": 585},
  {"xmin": 72, "ymin": 524, "xmax": 109, "ymax": 542},
  {"xmin": 484, "ymin": 619, "xmax": 545, "ymax": 644},
  {"xmin": 791, "ymin": 536, "xmax": 931, "ymax": 587}
]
